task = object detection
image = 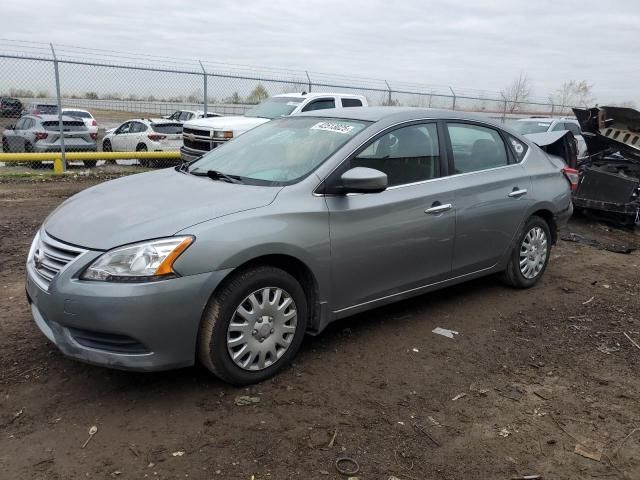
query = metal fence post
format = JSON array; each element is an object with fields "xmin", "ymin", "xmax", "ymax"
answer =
[
  {"xmin": 50, "ymin": 43, "xmax": 65, "ymax": 172},
  {"xmin": 199, "ymin": 61, "xmax": 207, "ymax": 115},
  {"xmin": 305, "ymin": 71, "xmax": 312, "ymax": 93},
  {"xmin": 550, "ymin": 104, "xmax": 555, "ymax": 117},
  {"xmin": 384, "ymin": 80, "xmax": 392, "ymax": 105},
  {"xmin": 449, "ymin": 86, "xmax": 456, "ymax": 110}
]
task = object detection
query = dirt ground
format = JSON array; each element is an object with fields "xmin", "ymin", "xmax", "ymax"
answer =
[{"xmin": 1, "ymin": 178, "xmax": 639, "ymax": 480}]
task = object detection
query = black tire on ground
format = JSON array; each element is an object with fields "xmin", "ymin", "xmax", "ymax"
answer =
[
  {"xmin": 502, "ymin": 215, "xmax": 552, "ymax": 289},
  {"xmin": 102, "ymin": 139, "xmax": 112, "ymax": 152},
  {"xmin": 137, "ymin": 144, "xmax": 150, "ymax": 167},
  {"xmin": 197, "ymin": 266, "xmax": 308, "ymax": 386},
  {"xmin": 2, "ymin": 138, "xmax": 9, "ymax": 153},
  {"xmin": 24, "ymin": 142, "xmax": 41, "ymax": 169},
  {"xmin": 83, "ymin": 160, "xmax": 97, "ymax": 168}
]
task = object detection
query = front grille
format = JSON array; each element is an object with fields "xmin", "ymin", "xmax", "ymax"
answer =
[
  {"xmin": 184, "ymin": 137, "xmax": 214, "ymax": 151},
  {"xmin": 183, "ymin": 127, "xmax": 211, "ymax": 137},
  {"xmin": 32, "ymin": 232, "xmax": 85, "ymax": 289}
]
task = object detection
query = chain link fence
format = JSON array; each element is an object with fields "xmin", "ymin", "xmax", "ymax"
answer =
[{"xmin": 0, "ymin": 39, "xmax": 572, "ymax": 172}]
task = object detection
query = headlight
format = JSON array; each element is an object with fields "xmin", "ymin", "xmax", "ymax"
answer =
[
  {"xmin": 27, "ymin": 230, "xmax": 41, "ymax": 262},
  {"xmin": 213, "ymin": 130, "xmax": 233, "ymax": 139},
  {"xmin": 81, "ymin": 236, "xmax": 193, "ymax": 282}
]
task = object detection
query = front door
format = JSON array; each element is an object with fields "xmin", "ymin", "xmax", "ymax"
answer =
[{"xmin": 325, "ymin": 122, "xmax": 455, "ymax": 312}]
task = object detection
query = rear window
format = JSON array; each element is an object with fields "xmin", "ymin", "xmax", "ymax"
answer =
[
  {"xmin": 42, "ymin": 121, "xmax": 86, "ymax": 131},
  {"xmin": 37, "ymin": 105, "xmax": 58, "ymax": 114},
  {"xmin": 512, "ymin": 121, "xmax": 551, "ymax": 135},
  {"xmin": 341, "ymin": 98, "xmax": 363, "ymax": 107},
  {"xmin": 64, "ymin": 110, "xmax": 92, "ymax": 119},
  {"xmin": 151, "ymin": 123, "xmax": 182, "ymax": 134}
]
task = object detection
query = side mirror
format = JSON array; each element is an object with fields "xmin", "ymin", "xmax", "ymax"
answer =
[{"xmin": 340, "ymin": 167, "xmax": 388, "ymax": 194}]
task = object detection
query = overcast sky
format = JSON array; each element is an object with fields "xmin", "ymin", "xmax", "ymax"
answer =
[{"xmin": 2, "ymin": 0, "xmax": 639, "ymax": 104}]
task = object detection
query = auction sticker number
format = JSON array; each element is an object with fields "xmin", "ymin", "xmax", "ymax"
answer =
[{"xmin": 311, "ymin": 122, "xmax": 354, "ymax": 134}]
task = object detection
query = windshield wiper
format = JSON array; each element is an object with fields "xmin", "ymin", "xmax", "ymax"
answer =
[{"xmin": 191, "ymin": 170, "xmax": 245, "ymax": 184}]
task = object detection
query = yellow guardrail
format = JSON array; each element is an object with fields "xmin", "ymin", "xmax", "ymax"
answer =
[{"xmin": 0, "ymin": 151, "xmax": 181, "ymax": 173}]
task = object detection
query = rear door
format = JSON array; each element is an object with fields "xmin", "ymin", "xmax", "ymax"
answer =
[
  {"xmin": 444, "ymin": 122, "xmax": 533, "ymax": 276},
  {"xmin": 5, "ymin": 118, "xmax": 26, "ymax": 151},
  {"xmin": 128, "ymin": 122, "xmax": 148, "ymax": 150},
  {"xmin": 325, "ymin": 121, "xmax": 455, "ymax": 311}
]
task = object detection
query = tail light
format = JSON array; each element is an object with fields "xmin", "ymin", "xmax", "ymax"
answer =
[
  {"xmin": 562, "ymin": 167, "xmax": 579, "ymax": 192},
  {"xmin": 148, "ymin": 134, "xmax": 166, "ymax": 141},
  {"xmin": 90, "ymin": 133, "xmax": 98, "ymax": 140},
  {"xmin": 34, "ymin": 132, "xmax": 48, "ymax": 141},
  {"xmin": 91, "ymin": 120, "xmax": 97, "ymax": 126},
  {"xmin": 33, "ymin": 109, "xmax": 40, "ymax": 115}
]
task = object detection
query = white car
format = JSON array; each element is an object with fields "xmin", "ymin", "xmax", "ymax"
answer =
[
  {"xmin": 102, "ymin": 118, "xmax": 183, "ymax": 166},
  {"xmin": 180, "ymin": 92, "xmax": 368, "ymax": 161},
  {"xmin": 164, "ymin": 110, "xmax": 221, "ymax": 122},
  {"xmin": 512, "ymin": 117, "xmax": 588, "ymax": 158},
  {"xmin": 61, "ymin": 108, "xmax": 98, "ymax": 137}
]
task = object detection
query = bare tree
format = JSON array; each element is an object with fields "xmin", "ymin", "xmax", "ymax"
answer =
[
  {"xmin": 500, "ymin": 72, "xmax": 532, "ymax": 113},
  {"xmin": 549, "ymin": 80, "xmax": 595, "ymax": 114}
]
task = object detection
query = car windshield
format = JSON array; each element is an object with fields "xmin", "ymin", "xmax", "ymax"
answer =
[
  {"xmin": 244, "ymin": 97, "xmax": 303, "ymax": 119},
  {"xmin": 64, "ymin": 110, "xmax": 92, "ymax": 119},
  {"xmin": 189, "ymin": 117, "xmax": 370, "ymax": 185},
  {"xmin": 152, "ymin": 123, "xmax": 182, "ymax": 134},
  {"xmin": 512, "ymin": 121, "xmax": 552, "ymax": 134}
]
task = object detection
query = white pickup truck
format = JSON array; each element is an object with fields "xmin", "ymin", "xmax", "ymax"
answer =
[{"xmin": 180, "ymin": 92, "xmax": 368, "ymax": 161}]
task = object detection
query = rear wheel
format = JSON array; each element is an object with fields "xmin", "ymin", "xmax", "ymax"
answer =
[
  {"xmin": 137, "ymin": 144, "xmax": 150, "ymax": 167},
  {"xmin": 2, "ymin": 138, "xmax": 9, "ymax": 153},
  {"xmin": 83, "ymin": 160, "xmax": 97, "ymax": 168},
  {"xmin": 102, "ymin": 139, "xmax": 112, "ymax": 152},
  {"xmin": 502, "ymin": 216, "xmax": 551, "ymax": 288},
  {"xmin": 198, "ymin": 266, "xmax": 308, "ymax": 385}
]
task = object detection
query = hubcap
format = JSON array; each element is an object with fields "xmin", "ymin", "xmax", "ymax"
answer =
[
  {"xmin": 227, "ymin": 287, "xmax": 297, "ymax": 371},
  {"xmin": 519, "ymin": 226, "xmax": 548, "ymax": 279}
]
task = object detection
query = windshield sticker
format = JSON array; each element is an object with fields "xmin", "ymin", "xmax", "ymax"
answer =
[
  {"xmin": 511, "ymin": 139, "xmax": 524, "ymax": 153},
  {"xmin": 311, "ymin": 121, "xmax": 354, "ymax": 134}
]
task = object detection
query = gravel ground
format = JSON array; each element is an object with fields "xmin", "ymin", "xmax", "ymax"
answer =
[{"xmin": 1, "ymin": 178, "xmax": 639, "ymax": 480}]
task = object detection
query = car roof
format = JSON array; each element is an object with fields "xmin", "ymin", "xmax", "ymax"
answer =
[
  {"xmin": 273, "ymin": 92, "xmax": 365, "ymax": 99},
  {"xmin": 62, "ymin": 108, "xmax": 91, "ymax": 113},
  {"xmin": 26, "ymin": 114, "xmax": 80, "ymax": 122},
  {"xmin": 296, "ymin": 106, "xmax": 506, "ymax": 126}
]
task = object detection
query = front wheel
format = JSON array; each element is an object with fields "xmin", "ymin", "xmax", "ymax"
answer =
[
  {"xmin": 502, "ymin": 216, "xmax": 551, "ymax": 288},
  {"xmin": 198, "ymin": 266, "xmax": 308, "ymax": 385},
  {"xmin": 83, "ymin": 160, "xmax": 97, "ymax": 168}
]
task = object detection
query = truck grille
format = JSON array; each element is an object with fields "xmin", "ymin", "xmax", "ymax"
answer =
[
  {"xmin": 184, "ymin": 137, "xmax": 217, "ymax": 151},
  {"xmin": 183, "ymin": 127, "xmax": 211, "ymax": 137},
  {"xmin": 31, "ymin": 232, "xmax": 86, "ymax": 289}
]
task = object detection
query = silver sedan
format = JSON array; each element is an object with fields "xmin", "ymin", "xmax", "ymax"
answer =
[{"xmin": 26, "ymin": 107, "xmax": 573, "ymax": 384}]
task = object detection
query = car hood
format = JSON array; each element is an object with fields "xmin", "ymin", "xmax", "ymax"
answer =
[
  {"xmin": 44, "ymin": 168, "xmax": 281, "ymax": 250},
  {"xmin": 184, "ymin": 115, "xmax": 270, "ymax": 131}
]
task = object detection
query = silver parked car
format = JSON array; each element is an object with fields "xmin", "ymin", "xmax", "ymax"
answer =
[
  {"xmin": 3, "ymin": 114, "xmax": 97, "ymax": 167},
  {"xmin": 25, "ymin": 107, "xmax": 573, "ymax": 385}
]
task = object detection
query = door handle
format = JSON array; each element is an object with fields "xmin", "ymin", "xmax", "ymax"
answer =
[
  {"xmin": 425, "ymin": 203, "xmax": 453, "ymax": 215},
  {"xmin": 508, "ymin": 188, "xmax": 528, "ymax": 198}
]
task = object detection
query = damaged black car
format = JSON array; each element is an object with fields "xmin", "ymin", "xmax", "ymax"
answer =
[{"xmin": 572, "ymin": 106, "xmax": 640, "ymax": 227}]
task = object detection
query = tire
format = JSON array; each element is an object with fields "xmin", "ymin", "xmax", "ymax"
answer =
[
  {"xmin": 102, "ymin": 139, "xmax": 112, "ymax": 152},
  {"xmin": 83, "ymin": 160, "xmax": 97, "ymax": 168},
  {"xmin": 137, "ymin": 144, "xmax": 150, "ymax": 167},
  {"xmin": 502, "ymin": 216, "xmax": 552, "ymax": 289},
  {"xmin": 24, "ymin": 142, "xmax": 40, "ymax": 169},
  {"xmin": 198, "ymin": 266, "xmax": 308, "ymax": 385},
  {"xmin": 2, "ymin": 138, "xmax": 8, "ymax": 153}
]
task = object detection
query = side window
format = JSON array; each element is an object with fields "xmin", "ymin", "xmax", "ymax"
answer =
[
  {"xmin": 506, "ymin": 134, "xmax": 528, "ymax": 162},
  {"xmin": 447, "ymin": 123, "xmax": 509, "ymax": 174},
  {"xmin": 351, "ymin": 123, "xmax": 440, "ymax": 187},
  {"xmin": 131, "ymin": 122, "xmax": 147, "ymax": 133},
  {"xmin": 341, "ymin": 98, "xmax": 363, "ymax": 107},
  {"xmin": 566, "ymin": 123, "xmax": 581, "ymax": 136},
  {"xmin": 301, "ymin": 98, "xmax": 336, "ymax": 112},
  {"xmin": 15, "ymin": 118, "xmax": 26, "ymax": 130},
  {"xmin": 116, "ymin": 122, "xmax": 131, "ymax": 135},
  {"xmin": 550, "ymin": 122, "xmax": 567, "ymax": 132},
  {"xmin": 25, "ymin": 119, "xmax": 35, "ymax": 129}
]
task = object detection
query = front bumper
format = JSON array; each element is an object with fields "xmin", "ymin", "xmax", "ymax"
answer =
[
  {"xmin": 25, "ymin": 245, "xmax": 230, "ymax": 371},
  {"xmin": 180, "ymin": 146, "xmax": 203, "ymax": 162}
]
